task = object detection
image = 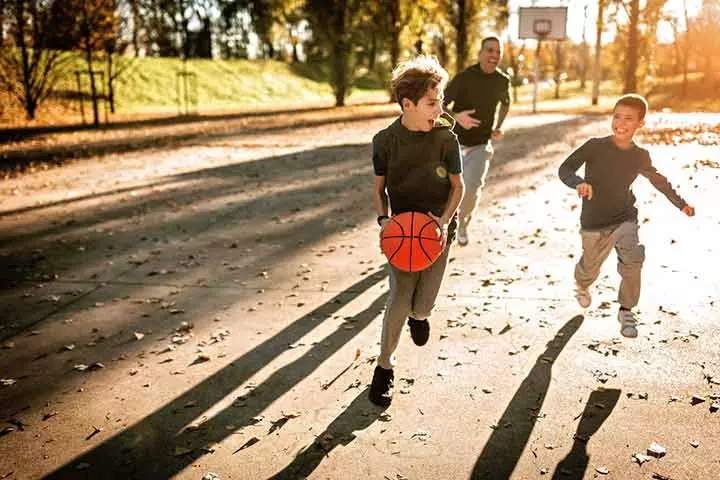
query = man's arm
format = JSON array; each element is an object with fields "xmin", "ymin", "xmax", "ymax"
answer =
[
  {"xmin": 443, "ymin": 72, "xmax": 480, "ymax": 130},
  {"xmin": 558, "ymin": 139, "xmax": 593, "ymax": 189},
  {"xmin": 495, "ymin": 103, "xmax": 509, "ymax": 130}
]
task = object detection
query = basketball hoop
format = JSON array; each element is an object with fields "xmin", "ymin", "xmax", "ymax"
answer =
[{"xmin": 533, "ymin": 19, "xmax": 552, "ymax": 39}]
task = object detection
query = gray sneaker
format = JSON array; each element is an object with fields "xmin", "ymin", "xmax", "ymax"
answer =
[
  {"xmin": 457, "ymin": 228, "xmax": 469, "ymax": 246},
  {"xmin": 574, "ymin": 287, "xmax": 591, "ymax": 308},
  {"xmin": 618, "ymin": 309, "xmax": 639, "ymax": 338}
]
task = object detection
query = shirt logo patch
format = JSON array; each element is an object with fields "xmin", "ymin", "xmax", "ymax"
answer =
[{"xmin": 435, "ymin": 166, "xmax": 448, "ymax": 178}]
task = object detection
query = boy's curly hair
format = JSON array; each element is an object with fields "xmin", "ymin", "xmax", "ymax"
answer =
[
  {"xmin": 614, "ymin": 94, "xmax": 648, "ymax": 120},
  {"xmin": 390, "ymin": 55, "xmax": 449, "ymax": 109}
]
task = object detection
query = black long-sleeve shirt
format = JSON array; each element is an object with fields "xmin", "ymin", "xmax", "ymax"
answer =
[
  {"xmin": 443, "ymin": 65, "xmax": 511, "ymax": 147},
  {"xmin": 559, "ymin": 136, "xmax": 688, "ymax": 230}
]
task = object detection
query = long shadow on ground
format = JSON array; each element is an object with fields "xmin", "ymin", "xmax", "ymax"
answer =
[
  {"xmin": 42, "ymin": 272, "xmax": 388, "ymax": 479},
  {"xmin": 470, "ymin": 315, "xmax": 584, "ymax": 480},
  {"xmin": 268, "ymin": 387, "xmax": 388, "ymax": 479},
  {"xmin": 552, "ymin": 388, "xmax": 621, "ymax": 479}
]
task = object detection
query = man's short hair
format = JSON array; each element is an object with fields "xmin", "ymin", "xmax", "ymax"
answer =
[
  {"xmin": 480, "ymin": 36, "xmax": 502, "ymax": 51},
  {"xmin": 614, "ymin": 94, "xmax": 648, "ymax": 120},
  {"xmin": 391, "ymin": 55, "xmax": 449, "ymax": 109}
]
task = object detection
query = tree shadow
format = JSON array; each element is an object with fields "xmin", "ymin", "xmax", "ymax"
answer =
[
  {"xmin": 268, "ymin": 387, "xmax": 387, "ymax": 480},
  {"xmin": 0, "ymin": 101, "xmax": 389, "ymax": 144},
  {"xmin": 551, "ymin": 388, "xmax": 621, "ymax": 479},
  {"xmin": 470, "ymin": 315, "xmax": 584, "ymax": 480},
  {"xmin": 42, "ymin": 273, "xmax": 388, "ymax": 479},
  {"xmin": 0, "ymin": 107, "xmax": 396, "ymax": 172}
]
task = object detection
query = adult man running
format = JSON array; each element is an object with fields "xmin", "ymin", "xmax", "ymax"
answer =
[{"xmin": 444, "ymin": 36, "xmax": 511, "ymax": 246}]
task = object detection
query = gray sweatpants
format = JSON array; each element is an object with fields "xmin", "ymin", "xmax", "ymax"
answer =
[
  {"xmin": 575, "ymin": 221, "xmax": 645, "ymax": 309},
  {"xmin": 458, "ymin": 142, "xmax": 494, "ymax": 233},
  {"xmin": 378, "ymin": 246, "xmax": 451, "ymax": 369}
]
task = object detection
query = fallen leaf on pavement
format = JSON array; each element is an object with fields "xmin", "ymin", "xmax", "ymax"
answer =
[
  {"xmin": 233, "ymin": 437, "xmax": 259, "ymax": 454},
  {"xmin": 174, "ymin": 446, "xmax": 193, "ymax": 457},
  {"xmin": 647, "ymin": 441, "xmax": 666, "ymax": 458}
]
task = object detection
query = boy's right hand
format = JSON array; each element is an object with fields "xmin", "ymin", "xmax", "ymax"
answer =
[
  {"xmin": 576, "ymin": 182, "xmax": 593, "ymax": 200},
  {"xmin": 454, "ymin": 110, "xmax": 481, "ymax": 130},
  {"xmin": 378, "ymin": 218, "xmax": 390, "ymax": 251}
]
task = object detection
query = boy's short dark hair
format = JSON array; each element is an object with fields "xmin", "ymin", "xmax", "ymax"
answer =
[
  {"xmin": 480, "ymin": 36, "xmax": 502, "ymax": 51},
  {"xmin": 614, "ymin": 94, "xmax": 648, "ymax": 120},
  {"xmin": 391, "ymin": 55, "xmax": 448, "ymax": 109}
]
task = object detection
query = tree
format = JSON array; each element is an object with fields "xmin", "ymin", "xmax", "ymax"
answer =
[
  {"xmin": 306, "ymin": 0, "xmax": 363, "ymax": 106},
  {"xmin": 623, "ymin": 0, "xmax": 640, "ymax": 93},
  {"xmin": 0, "ymin": 0, "xmax": 71, "ymax": 120},
  {"xmin": 48, "ymin": 0, "xmax": 119, "ymax": 125},
  {"xmin": 592, "ymin": 0, "xmax": 606, "ymax": 105}
]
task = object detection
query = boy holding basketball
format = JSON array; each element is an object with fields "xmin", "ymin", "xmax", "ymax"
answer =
[
  {"xmin": 370, "ymin": 56, "xmax": 465, "ymax": 406},
  {"xmin": 559, "ymin": 94, "xmax": 695, "ymax": 338}
]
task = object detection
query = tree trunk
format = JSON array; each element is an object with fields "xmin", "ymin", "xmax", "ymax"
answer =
[
  {"xmin": 389, "ymin": 0, "xmax": 400, "ymax": 67},
  {"xmin": 455, "ymin": 0, "xmax": 467, "ymax": 72},
  {"xmin": 129, "ymin": 0, "xmax": 140, "ymax": 55},
  {"xmin": 332, "ymin": 40, "xmax": 348, "ymax": 106},
  {"xmin": 15, "ymin": 0, "xmax": 36, "ymax": 119},
  {"xmin": 580, "ymin": 4, "xmax": 589, "ymax": 89},
  {"xmin": 81, "ymin": 0, "xmax": 100, "ymax": 125},
  {"xmin": 623, "ymin": 0, "xmax": 640, "ymax": 93},
  {"xmin": 682, "ymin": 0, "xmax": 690, "ymax": 97},
  {"xmin": 291, "ymin": 40, "xmax": 299, "ymax": 63},
  {"xmin": 554, "ymin": 41, "xmax": 563, "ymax": 99},
  {"xmin": 331, "ymin": 3, "xmax": 349, "ymax": 108},
  {"xmin": 592, "ymin": 0, "xmax": 605, "ymax": 105},
  {"xmin": 368, "ymin": 30, "xmax": 376, "ymax": 70},
  {"xmin": 106, "ymin": 52, "xmax": 115, "ymax": 114}
]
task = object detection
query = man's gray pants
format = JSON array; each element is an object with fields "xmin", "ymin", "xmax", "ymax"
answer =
[
  {"xmin": 378, "ymin": 247, "xmax": 451, "ymax": 370},
  {"xmin": 575, "ymin": 221, "xmax": 645, "ymax": 309},
  {"xmin": 458, "ymin": 142, "xmax": 494, "ymax": 234}
]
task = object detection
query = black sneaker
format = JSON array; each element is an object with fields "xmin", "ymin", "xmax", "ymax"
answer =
[
  {"xmin": 369, "ymin": 366, "xmax": 394, "ymax": 406},
  {"xmin": 408, "ymin": 317, "xmax": 430, "ymax": 346}
]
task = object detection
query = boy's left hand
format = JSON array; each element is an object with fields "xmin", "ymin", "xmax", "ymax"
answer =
[
  {"xmin": 427, "ymin": 212, "xmax": 448, "ymax": 247},
  {"xmin": 682, "ymin": 205, "xmax": 695, "ymax": 217}
]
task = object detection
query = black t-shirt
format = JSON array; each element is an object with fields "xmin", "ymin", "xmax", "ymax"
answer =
[
  {"xmin": 444, "ymin": 65, "xmax": 511, "ymax": 146},
  {"xmin": 373, "ymin": 113, "xmax": 463, "ymax": 235},
  {"xmin": 559, "ymin": 136, "xmax": 688, "ymax": 230}
]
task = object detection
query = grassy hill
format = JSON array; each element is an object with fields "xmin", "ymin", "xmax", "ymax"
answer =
[{"xmin": 0, "ymin": 56, "xmax": 389, "ymax": 127}]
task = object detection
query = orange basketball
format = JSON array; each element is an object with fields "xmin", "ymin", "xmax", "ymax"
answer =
[{"xmin": 381, "ymin": 212, "xmax": 444, "ymax": 272}]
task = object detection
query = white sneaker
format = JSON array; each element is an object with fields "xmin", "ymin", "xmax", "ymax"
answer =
[
  {"xmin": 574, "ymin": 287, "xmax": 591, "ymax": 308},
  {"xmin": 457, "ymin": 229, "xmax": 469, "ymax": 246},
  {"xmin": 618, "ymin": 309, "xmax": 639, "ymax": 338}
]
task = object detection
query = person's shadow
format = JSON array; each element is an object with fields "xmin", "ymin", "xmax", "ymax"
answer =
[
  {"xmin": 471, "ymin": 315, "xmax": 584, "ymax": 480},
  {"xmin": 268, "ymin": 388, "xmax": 387, "ymax": 479},
  {"xmin": 551, "ymin": 388, "xmax": 621, "ymax": 479}
]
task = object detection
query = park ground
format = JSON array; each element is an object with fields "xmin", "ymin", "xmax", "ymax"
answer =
[{"xmin": 0, "ymin": 103, "xmax": 719, "ymax": 479}]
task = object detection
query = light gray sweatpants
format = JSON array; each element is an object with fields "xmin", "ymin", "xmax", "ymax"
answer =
[
  {"xmin": 575, "ymin": 221, "xmax": 645, "ymax": 309},
  {"xmin": 378, "ymin": 246, "xmax": 451, "ymax": 369},
  {"xmin": 458, "ymin": 142, "xmax": 494, "ymax": 233}
]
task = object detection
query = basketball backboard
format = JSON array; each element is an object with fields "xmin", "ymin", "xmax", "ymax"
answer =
[{"xmin": 518, "ymin": 7, "xmax": 567, "ymax": 40}]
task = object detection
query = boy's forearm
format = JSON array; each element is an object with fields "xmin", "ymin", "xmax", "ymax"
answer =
[
  {"xmin": 558, "ymin": 140, "xmax": 591, "ymax": 188},
  {"xmin": 558, "ymin": 155, "xmax": 585, "ymax": 189},
  {"xmin": 374, "ymin": 191, "xmax": 389, "ymax": 216},
  {"xmin": 441, "ymin": 180, "xmax": 465, "ymax": 224},
  {"xmin": 642, "ymin": 167, "xmax": 688, "ymax": 210}
]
